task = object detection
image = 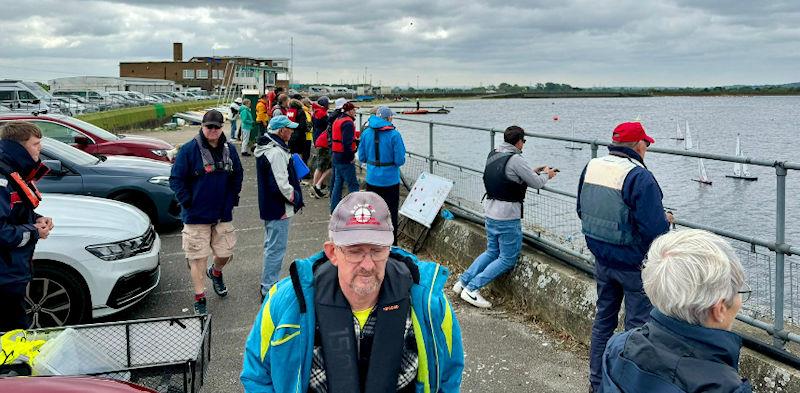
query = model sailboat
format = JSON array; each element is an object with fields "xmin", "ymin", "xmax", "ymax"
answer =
[
  {"xmin": 565, "ymin": 122, "xmax": 583, "ymax": 150},
  {"xmin": 725, "ymin": 134, "xmax": 758, "ymax": 181},
  {"xmin": 685, "ymin": 123, "xmax": 712, "ymax": 185},
  {"xmin": 671, "ymin": 120, "xmax": 685, "ymax": 140}
]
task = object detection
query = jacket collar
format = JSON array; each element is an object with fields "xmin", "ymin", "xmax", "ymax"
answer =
[
  {"xmin": 0, "ymin": 139, "xmax": 39, "ymax": 175},
  {"xmin": 498, "ymin": 142, "xmax": 521, "ymax": 154},
  {"xmin": 608, "ymin": 145, "xmax": 646, "ymax": 167},
  {"xmin": 650, "ymin": 308, "xmax": 743, "ymax": 369}
]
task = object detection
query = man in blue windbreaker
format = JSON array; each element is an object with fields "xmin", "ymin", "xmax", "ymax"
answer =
[
  {"xmin": 241, "ymin": 191, "xmax": 464, "ymax": 393},
  {"xmin": 170, "ymin": 109, "xmax": 244, "ymax": 315},
  {"xmin": 576, "ymin": 121, "xmax": 673, "ymax": 392},
  {"xmin": 357, "ymin": 106, "xmax": 406, "ymax": 243}
]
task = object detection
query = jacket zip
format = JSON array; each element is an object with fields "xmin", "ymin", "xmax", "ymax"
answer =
[{"xmin": 427, "ymin": 264, "xmax": 441, "ymax": 391}]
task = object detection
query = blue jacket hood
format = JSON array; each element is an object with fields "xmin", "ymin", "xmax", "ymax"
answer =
[
  {"xmin": 367, "ymin": 115, "xmax": 394, "ymax": 130},
  {"xmin": 0, "ymin": 139, "xmax": 39, "ymax": 174}
]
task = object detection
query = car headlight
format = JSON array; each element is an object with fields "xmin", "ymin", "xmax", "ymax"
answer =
[
  {"xmin": 86, "ymin": 228, "xmax": 155, "ymax": 261},
  {"xmin": 151, "ymin": 149, "xmax": 168, "ymax": 157},
  {"xmin": 148, "ymin": 175, "xmax": 170, "ymax": 186}
]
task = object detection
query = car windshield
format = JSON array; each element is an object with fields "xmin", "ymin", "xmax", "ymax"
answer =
[
  {"xmin": 42, "ymin": 137, "xmax": 100, "ymax": 166},
  {"xmin": 66, "ymin": 117, "xmax": 120, "ymax": 141}
]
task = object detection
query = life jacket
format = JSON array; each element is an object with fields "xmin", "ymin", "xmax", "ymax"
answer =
[
  {"xmin": 286, "ymin": 107, "xmax": 298, "ymax": 122},
  {"xmin": 0, "ymin": 160, "xmax": 47, "ymax": 209},
  {"xmin": 305, "ymin": 109, "xmax": 313, "ymax": 141},
  {"xmin": 314, "ymin": 130, "xmax": 330, "ymax": 149},
  {"xmin": 0, "ymin": 330, "xmax": 46, "ymax": 376},
  {"xmin": 483, "ymin": 150, "xmax": 527, "ymax": 203},
  {"xmin": 313, "ymin": 259, "xmax": 415, "ymax": 393},
  {"xmin": 193, "ymin": 133, "xmax": 233, "ymax": 176},
  {"xmin": 331, "ymin": 115, "xmax": 358, "ymax": 153},
  {"xmin": 367, "ymin": 125, "xmax": 397, "ymax": 167}
]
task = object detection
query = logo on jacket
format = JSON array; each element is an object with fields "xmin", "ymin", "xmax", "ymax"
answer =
[
  {"xmin": 383, "ymin": 304, "xmax": 399, "ymax": 312},
  {"xmin": 348, "ymin": 204, "xmax": 380, "ymax": 226}
]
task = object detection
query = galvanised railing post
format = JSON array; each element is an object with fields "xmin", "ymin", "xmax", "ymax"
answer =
[
  {"xmin": 591, "ymin": 142, "xmax": 599, "ymax": 158},
  {"xmin": 774, "ymin": 163, "xmax": 788, "ymax": 347},
  {"xmin": 358, "ymin": 113, "xmax": 363, "ymax": 132},
  {"xmin": 490, "ymin": 128, "xmax": 496, "ymax": 151},
  {"xmin": 428, "ymin": 122, "xmax": 434, "ymax": 174}
]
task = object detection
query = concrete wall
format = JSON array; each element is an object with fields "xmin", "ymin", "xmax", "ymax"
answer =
[{"xmin": 416, "ymin": 215, "xmax": 800, "ymax": 392}]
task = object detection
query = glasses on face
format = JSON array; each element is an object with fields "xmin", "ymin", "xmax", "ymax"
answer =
[
  {"xmin": 521, "ymin": 138, "xmax": 527, "ymax": 144},
  {"xmin": 643, "ymin": 140, "xmax": 651, "ymax": 147},
  {"xmin": 337, "ymin": 246, "xmax": 391, "ymax": 264},
  {"xmin": 205, "ymin": 124, "xmax": 221, "ymax": 130},
  {"xmin": 738, "ymin": 282, "xmax": 752, "ymax": 303}
]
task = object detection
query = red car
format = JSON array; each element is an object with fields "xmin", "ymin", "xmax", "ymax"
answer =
[
  {"xmin": 0, "ymin": 376, "xmax": 158, "ymax": 392},
  {"xmin": 0, "ymin": 113, "xmax": 174, "ymax": 162}
]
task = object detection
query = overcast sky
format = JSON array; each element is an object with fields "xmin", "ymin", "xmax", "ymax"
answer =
[{"xmin": 1, "ymin": 0, "xmax": 798, "ymax": 87}]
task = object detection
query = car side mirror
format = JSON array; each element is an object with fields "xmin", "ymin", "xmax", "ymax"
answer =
[
  {"xmin": 42, "ymin": 160, "xmax": 64, "ymax": 175},
  {"xmin": 73, "ymin": 135, "xmax": 91, "ymax": 145},
  {"xmin": 32, "ymin": 99, "xmax": 40, "ymax": 105}
]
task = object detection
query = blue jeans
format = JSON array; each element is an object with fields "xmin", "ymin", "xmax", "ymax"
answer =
[
  {"xmin": 330, "ymin": 161, "xmax": 360, "ymax": 213},
  {"xmin": 459, "ymin": 217, "xmax": 522, "ymax": 291},
  {"xmin": 261, "ymin": 218, "xmax": 291, "ymax": 295},
  {"xmin": 588, "ymin": 261, "xmax": 652, "ymax": 392},
  {"xmin": 230, "ymin": 119, "xmax": 238, "ymax": 139}
]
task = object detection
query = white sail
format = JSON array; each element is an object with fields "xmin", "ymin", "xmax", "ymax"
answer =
[
  {"xmin": 741, "ymin": 150, "xmax": 752, "ymax": 177},
  {"xmin": 699, "ymin": 159, "xmax": 710, "ymax": 182},
  {"xmin": 733, "ymin": 135, "xmax": 743, "ymax": 176},
  {"xmin": 676, "ymin": 121, "xmax": 684, "ymax": 139},
  {"xmin": 684, "ymin": 121, "xmax": 693, "ymax": 150}
]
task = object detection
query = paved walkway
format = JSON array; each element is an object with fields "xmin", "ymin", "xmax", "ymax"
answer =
[{"xmin": 109, "ymin": 125, "xmax": 589, "ymax": 392}]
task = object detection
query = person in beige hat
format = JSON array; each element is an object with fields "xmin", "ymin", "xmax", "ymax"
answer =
[{"xmin": 241, "ymin": 191, "xmax": 465, "ymax": 393}]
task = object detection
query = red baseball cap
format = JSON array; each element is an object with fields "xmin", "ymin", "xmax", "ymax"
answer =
[{"xmin": 612, "ymin": 122, "xmax": 655, "ymax": 144}]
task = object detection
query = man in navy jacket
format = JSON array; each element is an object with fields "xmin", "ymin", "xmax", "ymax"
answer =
[
  {"xmin": 170, "ymin": 110, "xmax": 244, "ymax": 314},
  {"xmin": 576, "ymin": 122, "xmax": 672, "ymax": 392}
]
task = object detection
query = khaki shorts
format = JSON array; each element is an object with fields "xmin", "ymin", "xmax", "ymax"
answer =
[{"xmin": 181, "ymin": 221, "xmax": 237, "ymax": 260}]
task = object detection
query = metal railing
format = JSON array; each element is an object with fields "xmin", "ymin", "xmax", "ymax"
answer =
[{"xmin": 370, "ymin": 114, "xmax": 800, "ymax": 350}]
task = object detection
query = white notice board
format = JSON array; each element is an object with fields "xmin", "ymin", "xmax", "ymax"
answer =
[{"xmin": 399, "ymin": 172, "xmax": 453, "ymax": 228}]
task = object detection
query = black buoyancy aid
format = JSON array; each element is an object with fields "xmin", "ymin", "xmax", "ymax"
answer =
[
  {"xmin": 483, "ymin": 150, "xmax": 527, "ymax": 203},
  {"xmin": 0, "ymin": 160, "xmax": 47, "ymax": 209},
  {"xmin": 368, "ymin": 125, "xmax": 397, "ymax": 167},
  {"xmin": 331, "ymin": 116, "xmax": 357, "ymax": 153},
  {"xmin": 313, "ymin": 259, "xmax": 414, "ymax": 393},
  {"xmin": 193, "ymin": 133, "xmax": 233, "ymax": 175}
]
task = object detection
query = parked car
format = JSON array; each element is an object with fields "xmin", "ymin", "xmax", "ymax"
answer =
[
  {"xmin": 0, "ymin": 113, "xmax": 174, "ymax": 161},
  {"xmin": 0, "ymin": 376, "xmax": 159, "ymax": 392},
  {"xmin": 32, "ymin": 137, "xmax": 181, "ymax": 226},
  {"xmin": 29, "ymin": 193, "xmax": 161, "ymax": 327}
]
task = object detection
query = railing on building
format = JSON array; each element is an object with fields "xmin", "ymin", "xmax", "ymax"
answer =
[{"xmin": 361, "ymin": 113, "xmax": 800, "ymax": 350}]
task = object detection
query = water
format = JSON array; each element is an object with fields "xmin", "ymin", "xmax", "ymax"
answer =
[{"xmin": 391, "ymin": 96, "xmax": 800, "ymax": 247}]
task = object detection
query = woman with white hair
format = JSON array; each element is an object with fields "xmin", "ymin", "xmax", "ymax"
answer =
[{"xmin": 601, "ymin": 229, "xmax": 753, "ymax": 393}]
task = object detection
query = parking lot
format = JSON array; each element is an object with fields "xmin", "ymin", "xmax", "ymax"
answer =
[{"xmin": 102, "ymin": 126, "xmax": 589, "ymax": 392}]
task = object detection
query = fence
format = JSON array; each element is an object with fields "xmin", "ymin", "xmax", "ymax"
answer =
[{"xmin": 368, "ymin": 114, "xmax": 800, "ymax": 350}]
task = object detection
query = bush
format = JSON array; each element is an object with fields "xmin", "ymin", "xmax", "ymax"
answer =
[{"xmin": 77, "ymin": 100, "xmax": 209, "ymax": 131}]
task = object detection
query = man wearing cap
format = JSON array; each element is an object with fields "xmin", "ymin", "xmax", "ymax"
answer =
[
  {"xmin": 229, "ymin": 97, "xmax": 242, "ymax": 141},
  {"xmin": 254, "ymin": 115, "xmax": 305, "ymax": 300},
  {"xmin": 453, "ymin": 126, "xmax": 557, "ymax": 309},
  {"xmin": 309, "ymin": 96, "xmax": 332, "ymax": 198},
  {"xmin": 241, "ymin": 191, "xmax": 464, "ymax": 393},
  {"xmin": 357, "ymin": 106, "xmax": 406, "ymax": 242},
  {"xmin": 170, "ymin": 109, "xmax": 244, "ymax": 315},
  {"xmin": 576, "ymin": 121, "xmax": 672, "ymax": 392},
  {"xmin": 329, "ymin": 101, "xmax": 361, "ymax": 213}
]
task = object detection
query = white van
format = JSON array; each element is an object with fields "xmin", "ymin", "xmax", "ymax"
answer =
[{"xmin": 0, "ymin": 80, "xmax": 58, "ymax": 114}]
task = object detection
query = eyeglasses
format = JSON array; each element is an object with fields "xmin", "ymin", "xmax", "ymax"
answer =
[
  {"xmin": 642, "ymin": 140, "xmax": 651, "ymax": 147},
  {"xmin": 738, "ymin": 282, "xmax": 752, "ymax": 303},
  {"xmin": 337, "ymin": 246, "xmax": 391, "ymax": 264},
  {"xmin": 520, "ymin": 138, "xmax": 527, "ymax": 144},
  {"xmin": 205, "ymin": 124, "xmax": 222, "ymax": 130}
]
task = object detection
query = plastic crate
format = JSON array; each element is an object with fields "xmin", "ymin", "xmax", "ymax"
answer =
[{"xmin": 29, "ymin": 315, "xmax": 211, "ymax": 393}]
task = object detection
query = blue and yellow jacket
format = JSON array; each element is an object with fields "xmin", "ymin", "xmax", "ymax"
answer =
[
  {"xmin": 357, "ymin": 115, "xmax": 406, "ymax": 187},
  {"xmin": 241, "ymin": 248, "xmax": 465, "ymax": 392}
]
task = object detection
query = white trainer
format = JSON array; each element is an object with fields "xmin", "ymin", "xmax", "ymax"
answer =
[
  {"xmin": 452, "ymin": 280, "xmax": 464, "ymax": 296},
  {"xmin": 461, "ymin": 288, "xmax": 492, "ymax": 308}
]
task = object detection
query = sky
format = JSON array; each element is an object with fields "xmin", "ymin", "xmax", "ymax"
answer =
[{"xmin": 1, "ymin": 0, "xmax": 799, "ymax": 88}]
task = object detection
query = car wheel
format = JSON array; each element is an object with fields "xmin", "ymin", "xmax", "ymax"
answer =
[
  {"xmin": 112, "ymin": 191, "xmax": 157, "ymax": 224},
  {"xmin": 25, "ymin": 263, "xmax": 89, "ymax": 328}
]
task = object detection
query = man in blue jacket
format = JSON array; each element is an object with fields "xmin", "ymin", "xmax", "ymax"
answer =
[
  {"xmin": 170, "ymin": 110, "xmax": 244, "ymax": 315},
  {"xmin": 0, "ymin": 122, "xmax": 53, "ymax": 331},
  {"xmin": 602, "ymin": 229, "xmax": 752, "ymax": 393},
  {"xmin": 357, "ymin": 106, "xmax": 406, "ymax": 243},
  {"xmin": 254, "ymin": 115, "xmax": 304, "ymax": 301},
  {"xmin": 576, "ymin": 121, "xmax": 672, "ymax": 392},
  {"xmin": 241, "ymin": 191, "xmax": 464, "ymax": 393}
]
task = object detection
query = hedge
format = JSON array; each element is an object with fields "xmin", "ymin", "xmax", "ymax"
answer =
[{"xmin": 76, "ymin": 100, "xmax": 211, "ymax": 131}]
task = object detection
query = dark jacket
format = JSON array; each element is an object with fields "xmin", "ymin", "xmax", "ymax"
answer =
[
  {"xmin": 602, "ymin": 309, "xmax": 752, "ymax": 393},
  {"xmin": 169, "ymin": 131, "xmax": 243, "ymax": 224},
  {"xmin": 288, "ymin": 103, "xmax": 309, "ymax": 155},
  {"xmin": 576, "ymin": 146, "xmax": 669, "ymax": 270},
  {"xmin": 332, "ymin": 114, "xmax": 356, "ymax": 164},
  {"xmin": 254, "ymin": 133, "xmax": 304, "ymax": 220},
  {"xmin": 0, "ymin": 140, "xmax": 43, "ymax": 287},
  {"xmin": 311, "ymin": 103, "xmax": 329, "ymax": 141}
]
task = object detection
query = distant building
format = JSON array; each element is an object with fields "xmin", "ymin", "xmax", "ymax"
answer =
[
  {"xmin": 48, "ymin": 76, "xmax": 176, "ymax": 94},
  {"xmin": 119, "ymin": 43, "xmax": 289, "ymax": 94}
]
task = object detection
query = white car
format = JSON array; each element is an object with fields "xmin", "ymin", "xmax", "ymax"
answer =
[{"xmin": 27, "ymin": 194, "xmax": 161, "ymax": 328}]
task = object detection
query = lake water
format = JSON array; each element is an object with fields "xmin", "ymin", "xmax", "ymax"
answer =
[{"xmin": 391, "ymin": 96, "xmax": 800, "ymax": 247}]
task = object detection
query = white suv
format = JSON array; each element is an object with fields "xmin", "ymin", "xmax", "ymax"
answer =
[{"xmin": 28, "ymin": 194, "xmax": 161, "ymax": 328}]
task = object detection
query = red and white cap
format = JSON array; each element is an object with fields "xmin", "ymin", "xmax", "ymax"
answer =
[{"xmin": 329, "ymin": 192, "xmax": 394, "ymax": 247}]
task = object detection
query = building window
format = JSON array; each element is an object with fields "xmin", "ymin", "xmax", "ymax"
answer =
[
  {"xmin": 196, "ymin": 69, "xmax": 209, "ymax": 79},
  {"xmin": 213, "ymin": 69, "xmax": 223, "ymax": 80},
  {"xmin": 183, "ymin": 69, "xmax": 195, "ymax": 79}
]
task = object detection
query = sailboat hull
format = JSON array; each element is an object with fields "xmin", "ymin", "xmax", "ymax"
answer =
[
  {"xmin": 725, "ymin": 175, "xmax": 758, "ymax": 181},
  {"xmin": 692, "ymin": 179, "xmax": 713, "ymax": 185}
]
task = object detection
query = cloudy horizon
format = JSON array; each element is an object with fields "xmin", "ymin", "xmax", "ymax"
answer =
[{"xmin": 1, "ymin": 0, "xmax": 799, "ymax": 88}]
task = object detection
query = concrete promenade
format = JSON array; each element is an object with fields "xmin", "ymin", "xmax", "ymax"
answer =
[{"xmin": 108, "ymin": 125, "xmax": 589, "ymax": 392}]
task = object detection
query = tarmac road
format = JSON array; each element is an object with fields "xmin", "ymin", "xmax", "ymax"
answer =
[{"xmin": 107, "ymin": 126, "xmax": 589, "ymax": 392}]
